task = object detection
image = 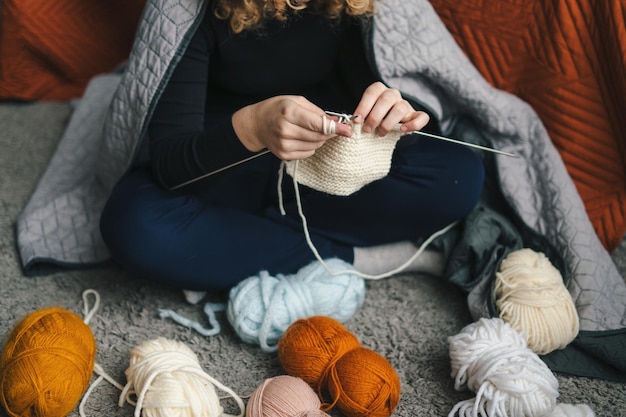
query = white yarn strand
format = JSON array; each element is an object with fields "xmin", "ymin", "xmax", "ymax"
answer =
[
  {"xmin": 78, "ymin": 289, "xmax": 129, "ymax": 417},
  {"xmin": 286, "ymin": 159, "xmax": 456, "ymax": 280},
  {"xmin": 157, "ymin": 302, "xmax": 226, "ymax": 337},
  {"xmin": 278, "ymin": 160, "xmax": 287, "ymax": 216},
  {"xmin": 82, "ymin": 288, "xmax": 100, "ymax": 325},
  {"xmin": 322, "ymin": 114, "xmax": 336, "ymax": 135},
  {"xmin": 448, "ymin": 318, "xmax": 559, "ymax": 417},
  {"xmin": 79, "ymin": 363, "xmax": 126, "ymax": 417},
  {"xmin": 448, "ymin": 318, "xmax": 595, "ymax": 417}
]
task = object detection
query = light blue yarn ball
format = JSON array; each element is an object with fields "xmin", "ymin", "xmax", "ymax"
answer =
[{"xmin": 226, "ymin": 258, "xmax": 366, "ymax": 352}]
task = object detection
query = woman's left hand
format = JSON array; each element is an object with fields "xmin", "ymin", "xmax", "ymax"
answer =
[{"xmin": 352, "ymin": 82, "xmax": 430, "ymax": 136}]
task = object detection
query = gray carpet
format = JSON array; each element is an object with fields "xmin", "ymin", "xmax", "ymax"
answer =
[{"xmin": 1, "ymin": 101, "xmax": 625, "ymax": 416}]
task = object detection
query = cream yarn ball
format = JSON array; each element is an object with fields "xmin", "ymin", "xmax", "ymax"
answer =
[
  {"xmin": 119, "ymin": 337, "xmax": 245, "ymax": 417},
  {"xmin": 494, "ymin": 248, "xmax": 579, "ymax": 355}
]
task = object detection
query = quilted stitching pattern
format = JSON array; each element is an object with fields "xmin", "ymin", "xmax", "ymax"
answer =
[
  {"xmin": 17, "ymin": 75, "xmax": 121, "ymax": 267},
  {"xmin": 429, "ymin": 0, "xmax": 626, "ymax": 252},
  {"xmin": 98, "ymin": 0, "xmax": 204, "ymax": 189},
  {"xmin": 372, "ymin": 0, "xmax": 625, "ymax": 331}
]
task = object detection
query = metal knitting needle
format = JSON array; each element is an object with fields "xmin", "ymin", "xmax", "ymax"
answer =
[
  {"xmin": 324, "ymin": 111, "xmax": 518, "ymax": 158},
  {"xmin": 171, "ymin": 113, "xmax": 344, "ymax": 190},
  {"xmin": 400, "ymin": 129, "xmax": 518, "ymax": 158},
  {"xmin": 169, "ymin": 150, "xmax": 271, "ymax": 190},
  {"xmin": 172, "ymin": 112, "xmax": 517, "ymax": 190}
]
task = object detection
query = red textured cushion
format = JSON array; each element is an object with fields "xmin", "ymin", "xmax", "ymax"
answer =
[
  {"xmin": 0, "ymin": 0, "xmax": 146, "ymax": 100},
  {"xmin": 430, "ymin": 0, "xmax": 626, "ymax": 251}
]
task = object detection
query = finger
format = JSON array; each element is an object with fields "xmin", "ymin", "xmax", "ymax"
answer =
[
  {"xmin": 399, "ymin": 111, "xmax": 430, "ymax": 133},
  {"xmin": 363, "ymin": 89, "xmax": 403, "ymax": 133},
  {"xmin": 354, "ymin": 85, "xmax": 404, "ymax": 134},
  {"xmin": 319, "ymin": 114, "xmax": 353, "ymax": 136},
  {"xmin": 279, "ymin": 96, "xmax": 351, "ymax": 138},
  {"xmin": 352, "ymin": 82, "xmax": 388, "ymax": 124},
  {"xmin": 277, "ymin": 96, "xmax": 326, "ymax": 131},
  {"xmin": 376, "ymin": 100, "xmax": 414, "ymax": 135},
  {"xmin": 271, "ymin": 115, "xmax": 330, "ymax": 151},
  {"xmin": 323, "ymin": 114, "xmax": 351, "ymax": 137},
  {"xmin": 274, "ymin": 148, "xmax": 318, "ymax": 161},
  {"xmin": 291, "ymin": 107, "xmax": 351, "ymax": 138},
  {"xmin": 272, "ymin": 137, "xmax": 325, "ymax": 160}
]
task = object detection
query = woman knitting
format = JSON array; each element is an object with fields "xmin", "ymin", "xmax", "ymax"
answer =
[{"xmin": 99, "ymin": 0, "xmax": 484, "ymax": 292}]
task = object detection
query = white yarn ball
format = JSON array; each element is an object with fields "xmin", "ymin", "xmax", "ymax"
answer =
[
  {"xmin": 448, "ymin": 318, "xmax": 559, "ymax": 417},
  {"xmin": 494, "ymin": 248, "xmax": 579, "ymax": 355},
  {"xmin": 120, "ymin": 337, "xmax": 245, "ymax": 417}
]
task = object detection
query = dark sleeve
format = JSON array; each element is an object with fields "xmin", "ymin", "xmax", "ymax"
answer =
[{"xmin": 148, "ymin": 16, "xmax": 257, "ymax": 190}]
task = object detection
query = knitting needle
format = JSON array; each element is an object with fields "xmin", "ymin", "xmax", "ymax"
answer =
[
  {"xmin": 172, "ymin": 112, "xmax": 517, "ymax": 190},
  {"xmin": 171, "ymin": 113, "xmax": 346, "ymax": 189},
  {"xmin": 401, "ymin": 129, "xmax": 518, "ymax": 158},
  {"xmin": 169, "ymin": 150, "xmax": 271, "ymax": 190},
  {"xmin": 324, "ymin": 111, "xmax": 518, "ymax": 158}
]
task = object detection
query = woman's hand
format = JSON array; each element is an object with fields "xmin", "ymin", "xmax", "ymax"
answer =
[
  {"xmin": 353, "ymin": 82, "xmax": 430, "ymax": 136},
  {"xmin": 232, "ymin": 95, "xmax": 351, "ymax": 160}
]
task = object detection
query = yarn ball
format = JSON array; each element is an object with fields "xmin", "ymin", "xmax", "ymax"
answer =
[
  {"xmin": 246, "ymin": 375, "xmax": 330, "ymax": 417},
  {"xmin": 494, "ymin": 248, "xmax": 579, "ymax": 354},
  {"xmin": 448, "ymin": 317, "xmax": 559, "ymax": 417},
  {"xmin": 0, "ymin": 307, "xmax": 96, "ymax": 417},
  {"xmin": 327, "ymin": 347, "xmax": 401, "ymax": 417},
  {"xmin": 278, "ymin": 316, "xmax": 360, "ymax": 386},
  {"xmin": 227, "ymin": 258, "xmax": 365, "ymax": 352},
  {"xmin": 278, "ymin": 316, "xmax": 400, "ymax": 417},
  {"xmin": 120, "ymin": 337, "xmax": 245, "ymax": 417},
  {"xmin": 284, "ymin": 123, "xmax": 403, "ymax": 196}
]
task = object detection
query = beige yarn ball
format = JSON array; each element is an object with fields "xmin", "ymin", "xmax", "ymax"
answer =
[
  {"xmin": 284, "ymin": 123, "xmax": 403, "ymax": 196},
  {"xmin": 494, "ymin": 248, "xmax": 579, "ymax": 355}
]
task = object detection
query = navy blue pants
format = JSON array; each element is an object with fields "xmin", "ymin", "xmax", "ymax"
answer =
[{"xmin": 100, "ymin": 136, "xmax": 484, "ymax": 291}]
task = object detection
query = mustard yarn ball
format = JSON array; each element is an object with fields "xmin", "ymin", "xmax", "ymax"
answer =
[
  {"xmin": 0, "ymin": 307, "xmax": 96, "ymax": 417},
  {"xmin": 494, "ymin": 248, "xmax": 579, "ymax": 354}
]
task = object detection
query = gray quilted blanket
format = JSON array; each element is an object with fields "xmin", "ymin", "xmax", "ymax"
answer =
[{"xmin": 16, "ymin": 0, "xmax": 626, "ymax": 379}]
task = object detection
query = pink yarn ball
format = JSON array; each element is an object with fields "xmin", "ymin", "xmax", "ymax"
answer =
[{"xmin": 246, "ymin": 375, "xmax": 330, "ymax": 417}]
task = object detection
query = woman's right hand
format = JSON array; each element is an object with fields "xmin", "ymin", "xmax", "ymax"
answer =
[{"xmin": 232, "ymin": 95, "xmax": 351, "ymax": 161}]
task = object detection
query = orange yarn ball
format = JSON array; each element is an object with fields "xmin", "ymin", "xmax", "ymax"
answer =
[
  {"xmin": 0, "ymin": 307, "xmax": 96, "ymax": 417},
  {"xmin": 328, "ymin": 347, "xmax": 400, "ymax": 417},
  {"xmin": 277, "ymin": 316, "xmax": 400, "ymax": 417},
  {"xmin": 278, "ymin": 316, "xmax": 360, "ymax": 386}
]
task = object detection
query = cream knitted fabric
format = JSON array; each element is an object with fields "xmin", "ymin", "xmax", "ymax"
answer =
[{"xmin": 283, "ymin": 123, "xmax": 404, "ymax": 196}]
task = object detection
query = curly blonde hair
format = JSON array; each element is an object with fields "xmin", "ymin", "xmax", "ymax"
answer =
[{"xmin": 214, "ymin": 0, "xmax": 375, "ymax": 33}]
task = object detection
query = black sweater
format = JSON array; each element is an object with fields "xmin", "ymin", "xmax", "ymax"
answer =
[{"xmin": 147, "ymin": 4, "xmax": 376, "ymax": 189}]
